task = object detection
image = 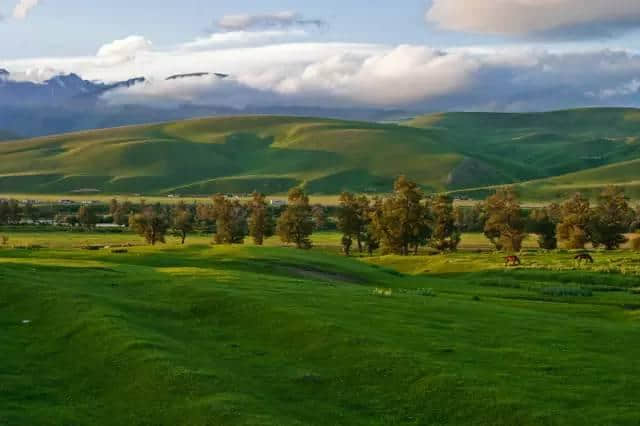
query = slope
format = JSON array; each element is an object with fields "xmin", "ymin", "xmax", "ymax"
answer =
[
  {"xmin": 0, "ymin": 116, "xmax": 464, "ymax": 195},
  {"xmin": 407, "ymin": 108, "xmax": 640, "ymax": 198}
]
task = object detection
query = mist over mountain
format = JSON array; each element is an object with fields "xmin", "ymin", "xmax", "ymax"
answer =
[{"xmin": 0, "ymin": 69, "xmax": 406, "ymax": 137}]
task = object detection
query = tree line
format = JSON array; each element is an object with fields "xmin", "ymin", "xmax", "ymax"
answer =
[{"xmin": 1, "ymin": 177, "xmax": 639, "ymax": 252}]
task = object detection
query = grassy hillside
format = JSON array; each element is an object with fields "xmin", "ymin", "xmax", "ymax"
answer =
[
  {"xmin": 408, "ymin": 108, "xmax": 640, "ymax": 197},
  {"xmin": 2, "ymin": 108, "xmax": 640, "ymax": 199},
  {"xmin": 2, "ymin": 234, "xmax": 640, "ymax": 424},
  {"xmin": 0, "ymin": 116, "xmax": 463, "ymax": 196}
]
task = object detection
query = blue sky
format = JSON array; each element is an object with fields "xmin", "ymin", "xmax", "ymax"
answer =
[
  {"xmin": 4, "ymin": 0, "xmax": 640, "ymax": 112},
  {"xmin": 0, "ymin": 0, "xmax": 562, "ymax": 58}
]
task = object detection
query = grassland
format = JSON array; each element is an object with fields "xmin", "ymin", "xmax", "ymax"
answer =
[
  {"xmin": 2, "ymin": 230, "xmax": 640, "ymax": 424},
  {"xmin": 4, "ymin": 108, "xmax": 640, "ymax": 200}
]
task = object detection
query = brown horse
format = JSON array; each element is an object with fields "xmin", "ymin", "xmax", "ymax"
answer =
[
  {"xmin": 505, "ymin": 255, "xmax": 521, "ymax": 267},
  {"xmin": 574, "ymin": 253, "xmax": 594, "ymax": 264}
]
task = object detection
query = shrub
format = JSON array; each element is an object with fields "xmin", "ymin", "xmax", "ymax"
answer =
[{"xmin": 373, "ymin": 288, "xmax": 393, "ymax": 297}]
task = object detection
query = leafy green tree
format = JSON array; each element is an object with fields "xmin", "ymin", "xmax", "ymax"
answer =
[
  {"xmin": 528, "ymin": 203, "xmax": 560, "ymax": 250},
  {"xmin": 590, "ymin": 186, "xmax": 633, "ymax": 250},
  {"xmin": 337, "ymin": 192, "xmax": 363, "ymax": 255},
  {"xmin": 172, "ymin": 201, "xmax": 194, "ymax": 244},
  {"xmin": 77, "ymin": 206, "xmax": 97, "ymax": 230},
  {"xmin": 369, "ymin": 176, "xmax": 430, "ymax": 255},
  {"xmin": 557, "ymin": 193, "xmax": 592, "ymax": 249},
  {"xmin": 483, "ymin": 187, "xmax": 525, "ymax": 252},
  {"xmin": 429, "ymin": 195, "xmax": 460, "ymax": 252},
  {"xmin": 277, "ymin": 188, "xmax": 314, "ymax": 249},
  {"xmin": 129, "ymin": 206, "xmax": 170, "ymax": 245},
  {"xmin": 210, "ymin": 195, "xmax": 248, "ymax": 245},
  {"xmin": 248, "ymin": 192, "xmax": 274, "ymax": 245}
]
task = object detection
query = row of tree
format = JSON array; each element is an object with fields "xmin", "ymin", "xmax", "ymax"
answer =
[{"xmin": 2, "ymin": 179, "xmax": 639, "ymax": 253}]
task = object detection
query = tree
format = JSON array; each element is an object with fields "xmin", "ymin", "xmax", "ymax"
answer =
[
  {"xmin": 312, "ymin": 204, "xmax": 329, "ymax": 231},
  {"xmin": 557, "ymin": 193, "xmax": 592, "ymax": 249},
  {"xmin": 590, "ymin": 186, "xmax": 633, "ymax": 250},
  {"xmin": 109, "ymin": 198, "xmax": 119, "ymax": 216},
  {"xmin": 337, "ymin": 192, "xmax": 362, "ymax": 255},
  {"xmin": 210, "ymin": 195, "xmax": 247, "ymax": 244},
  {"xmin": 483, "ymin": 187, "xmax": 525, "ymax": 252},
  {"xmin": 113, "ymin": 201, "xmax": 131, "ymax": 226},
  {"xmin": 628, "ymin": 204, "xmax": 640, "ymax": 232},
  {"xmin": 277, "ymin": 188, "xmax": 314, "ymax": 249},
  {"xmin": 172, "ymin": 202, "xmax": 194, "ymax": 244},
  {"xmin": 129, "ymin": 206, "xmax": 170, "ymax": 245},
  {"xmin": 77, "ymin": 206, "xmax": 97, "ymax": 230},
  {"xmin": 2, "ymin": 199, "xmax": 21, "ymax": 225},
  {"xmin": 0, "ymin": 200, "xmax": 9, "ymax": 225},
  {"xmin": 429, "ymin": 195, "xmax": 461, "ymax": 252},
  {"xmin": 369, "ymin": 176, "xmax": 430, "ymax": 255},
  {"xmin": 23, "ymin": 201, "xmax": 39, "ymax": 224},
  {"xmin": 528, "ymin": 203, "xmax": 560, "ymax": 250},
  {"xmin": 248, "ymin": 192, "xmax": 274, "ymax": 245}
]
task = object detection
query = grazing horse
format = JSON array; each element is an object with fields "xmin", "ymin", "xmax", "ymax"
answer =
[
  {"xmin": 505, "ymin": 255, "xmax": 521, "ymax": 267},
  {"xmin": 574, "ymin": 253, "xmax": 594, "ymax": 264}
]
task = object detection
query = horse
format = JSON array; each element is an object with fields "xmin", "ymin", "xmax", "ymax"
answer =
[
  {"xmin": 505, "ymin": 255, "xmax": 522, "ymax": 267},
  {"xmin": 574, "ymin": 253, "xmax": 594, "ymax": 264}
]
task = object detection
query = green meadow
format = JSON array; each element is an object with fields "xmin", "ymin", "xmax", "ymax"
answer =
[{"xmin": 2, "ymin": 230, "xmax": 640, "ymax": 425}]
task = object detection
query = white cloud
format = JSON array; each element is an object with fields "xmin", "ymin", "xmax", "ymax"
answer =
[
  {"xmin": 426, "ymin": 0, "xmax": 640, "ymax": 39},
  {"xmin": 216, "ymin": 11, "xmax": 325, "ymax": 31},
  {"xmin": 7, "ymin": 32, "xmax": 640, "ymax": 111},
  {"xmin": 181, "ymin": 30, "xmax": 308, "ymax": 50},
  {"xmin": 96, "ymin": 35, "xmax": 152, "ymax": 62},
  {"xmin": 13, "ymin": 0, "xmax": 40, "ymax": 19}
]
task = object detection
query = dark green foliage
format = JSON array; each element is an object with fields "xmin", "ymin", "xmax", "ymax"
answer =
[
  {"xmin": 337, "ymin": 192, "xmax": 370, "ymax": 255},
  {"xmin": 129, "ymin": 205, "xmax": 170, "ymax": 245},
  {"xmin": 277, "ymin": 188, "xmax": 314, "ymax": 249},
  {"xmin": 369, "ymin": 176, "xmax": 431, "ymax": 255},
  {"xmin": 248, "ymin": 192, "xmax": 274, "ymax": 246},
  {"xmin": 557, "ymin": 193, "xmax": 592, "ymax": 249},
  {"xmin": 483, "ymin": 187, "xmax": 525, "ymax": 252},
  {"xmin": 429, "ymin": 195, "xmax": 461, "ymax": 252},
  {"xmin": 528, "ymin": 203, "xmax": 560, "ymax": 250},
  {"xmin": 590, "ymin": 186, "xmax": 633, "ymax": 250},
  {"xmin": 171, "ymin": 201, "xmax": 195, "ymax": 244},
  {"xmin": 209, "ymin": 195, "xmax": 248, "ymax": 245}
]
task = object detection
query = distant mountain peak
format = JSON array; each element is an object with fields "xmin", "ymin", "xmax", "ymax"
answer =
[{"xmin": 166, "ymin": 72, "xmax": 229, "ymax": 81}]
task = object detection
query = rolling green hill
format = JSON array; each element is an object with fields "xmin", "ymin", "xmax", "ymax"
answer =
[
  {"xmin": 2, "ymin": 108, "xmax": 640, "ymax": 199},
  {"xmin": 0, "ymin": 116, "xmax": 463, "ymax": 195}
]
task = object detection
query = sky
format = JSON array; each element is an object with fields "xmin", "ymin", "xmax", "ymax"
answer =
[{"xmin": 4, "ymin": 0, "xmax": 640, "ymax": 112}]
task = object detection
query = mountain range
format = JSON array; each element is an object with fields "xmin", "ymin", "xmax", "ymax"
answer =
[{"xmin": 0, "ymin": 70, "xmax": 405, "ymax": 138}]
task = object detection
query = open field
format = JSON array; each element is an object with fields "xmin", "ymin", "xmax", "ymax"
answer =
[
  {"xmin": 3, "ymin": 109, "xmax": 640, "ymax": 201},
  {"xmin": 2, "ymin": 230, "xmax": 640, "ymax": 424}
]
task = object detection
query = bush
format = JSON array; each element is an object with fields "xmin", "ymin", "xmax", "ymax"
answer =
[
  {"xmin": 372, "ymin": 288, "xmax": 393, "ymax": 297},
  {"xmin": 540, "ymin": 287, "xmax": 593, "ymax": 297}
]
